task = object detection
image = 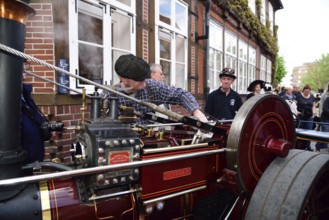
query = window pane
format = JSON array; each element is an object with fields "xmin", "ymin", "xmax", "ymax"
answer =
[
  {"xmin": 209, "ymin": 48, "xmax": 214, "ymax": 70},
  {"xmin": 225, "ymin": 32, "xmax": 237, "ymax": 56},
  {"xmin": 159, "ymin": 31, "xmax": 171, "ymax": 60},
  {"xmin": 248, "ymin": 0, "xmax": 256, "ymax": 14},
  {"xmin": 160, "ymin": 60, "xmax": 171, "ymax": 84},
  {"xmin": 249, "ymin": 46, "xmax": 256, "ymax": 64},
  {"xmin": 210, "ymin": 22, "xmax": 222, "ymax": 50},
  {"xmin": 175, "ymin": 35, "xmax": 185, "ymax": 63},
  {"xmin": 116, "ymin": 0, "xmax": 131, "ymax": 6},
  {"xmin": 209, "ymin": 69, "xmax": 215, "ymax": 91},
  {"xmin": 79, "ymin": 44, "xmax": 103, "ymax": 84},
  {"xmin": 159, "ymin": 0, "xmax": 171, "ymax": 25},
  {"xmin": 112, "ymin": 11, "xmax": 131, "ymax": 50},
  {"xmin": 261, "ymin": 0, "xmax": 266, "ymax": 25},
  {"xmin": 216, "ymin": 51, "xmax": 222, "ymax": 71},
  {"xmin": 112, "ymin": 50, "xmax": 127, "ymax": 85},
  {"xmin": 175, "ymin": 63, "xmax": 185, "ymax": 88},
  {"xmin": 175, "ymin": 2, "xmax": 186, "ymax": 33},
  {"xmin": 239, "ymin": 40, "xmax": 247, "ymax": 61},
  {"xmin": 78, "ymin": 12, "xmax": 103, "ymax": 45}
]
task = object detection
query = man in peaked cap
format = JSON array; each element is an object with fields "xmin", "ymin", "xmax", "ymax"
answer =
[
  {"xmin": 114, "ymin": 54, "xmax": 207, "ymax": 124},
  {"xmin": 205, "ymin": 67, "xmax": 242, "ymax": 120}
]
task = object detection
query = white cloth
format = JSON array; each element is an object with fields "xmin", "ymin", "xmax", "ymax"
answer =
[{"xmin": 286, "ymin": 100, "xmax": 298, "ymax": 115}]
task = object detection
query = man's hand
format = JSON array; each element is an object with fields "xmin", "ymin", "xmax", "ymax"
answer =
[{"xmin": 192, "ymin": 109, "xmax": 208, "ymax": 122}]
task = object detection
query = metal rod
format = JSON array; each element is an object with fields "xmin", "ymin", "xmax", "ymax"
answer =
[
  {"xmin": 89, "ymin": 188, "xmax": 141, "ymax": 201},
  {"xmin": 224, "ymin": 196, "xmax": 241, "ymax": 220},
  {"xmin": 142, "ymin": 185, "xmax": 206, "ymax": 205},
  {"xmin": 216, "ymin": 119, "xmax": 233, "ymax": 124},
  {"xmin": 24, "ymin": 70, "xmax": 92, "ymax": 98},
  {"xmin": 141, "ymin": 123, "xmax": 183, "ymax": 128},
  {"xmin": 0, "ymin": 42, "xmax": 184, "ymax": 121},
  {"xmin": 0, "ymin": 148, "xmax": 225, "ymax": 186},
  {"xmin": 142, "ymin": 143, "xmax": 210, "ymax": 154}
]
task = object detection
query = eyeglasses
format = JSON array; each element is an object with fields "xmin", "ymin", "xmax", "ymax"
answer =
[{"xmin": 221, "ymin": 67, "xmax": 235, "ymax": 75}]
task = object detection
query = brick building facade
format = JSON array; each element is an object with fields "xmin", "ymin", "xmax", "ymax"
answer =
[{"xmin": 23, "ymin": 0, "xmax": 283, "ymax": 163}]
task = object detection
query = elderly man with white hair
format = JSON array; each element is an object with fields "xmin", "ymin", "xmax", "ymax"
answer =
[{"xmin": 280, "ymin": 85, "xmax": 296, "ymax": 101}]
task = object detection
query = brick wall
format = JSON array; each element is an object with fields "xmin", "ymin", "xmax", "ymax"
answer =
[
  {"xmin": 142, "ymin": 0, "xmax": 149, "ymax": 62},
  {"xmin": 25, "ymin": 3, "xmax": 83, "ymax": 164},
  {"xmin": 25, "ymin": 3, "xmax": 55, "ymax": 93}
]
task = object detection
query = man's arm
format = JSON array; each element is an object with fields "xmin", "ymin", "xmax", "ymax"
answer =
[
  {"xmin": 192, "ymin": 109, "xmax": 208, "ymax": 122},
  {"xmin": 147, "ymin": 79, "xmax": 200, "ymax": 113}
]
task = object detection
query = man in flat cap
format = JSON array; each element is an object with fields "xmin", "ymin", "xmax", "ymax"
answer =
[
  {"xmin": 114, "ymin": 54, "xmax": 207, "ymax": 123},
  {"xmin": 205, "ymin": 67, "xmax": 242, "ymax": 120}
]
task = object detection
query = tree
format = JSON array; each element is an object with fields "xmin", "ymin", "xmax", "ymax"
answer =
[
  {"xmin": 275, "ymin": 55, "xmax": 287, "ymax": 85},
  {"xmin": 302, "ymin": 54, "xmax": 329, "ymax": 92}
]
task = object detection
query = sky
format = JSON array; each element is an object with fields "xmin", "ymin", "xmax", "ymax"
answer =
[{"xmin": 275, "ymin": 0, "xmax": 329, "ymax": 86}]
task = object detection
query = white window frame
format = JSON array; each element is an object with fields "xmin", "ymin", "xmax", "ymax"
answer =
[
  {"xmin": 155, "ymin": 0, "xmax": 188, "ymax": 88},
  {"xmin": 238, "ymin": 40, "xmax": 248, "ymax": 93},
  {"xmin": 260, "ymin": 0, "xmax": 266, "ymax": 25},
  {"xmin": 268, "ymin": 3, "xmax": 274, "ymax": 33},
  {"xmin": 208, "ymin": 20, "xmax": 223, "ymax": 92},
  {"xmin": 266, "ymin": 59, "xmax": 272, "ymax": 83},
  {"xmin": 248, "ymin": 0, "xmax": 256, "ymax": 15},
  {"xmin": 260, "ymin": 55, "xmax": 266, "ymax": 81},
  {"xmin": 248, "ymin": 46, "xmax": 256, "ymax": 87},
  {"xmin": 68, "ymin": 0, "xmax": 136, "ymax": 94},
  {"xmin": 224, "ymin": 31, "xmax": 238, "ymax": 90}
]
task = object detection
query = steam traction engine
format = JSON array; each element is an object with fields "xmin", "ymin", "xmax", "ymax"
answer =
[{"xmin": 1, "ymin": 1, "xmax": 329, "ymax": 219}]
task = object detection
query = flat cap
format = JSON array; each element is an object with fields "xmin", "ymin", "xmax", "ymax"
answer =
[{"xmin": 115, "ymin": 54, "xmax": 150, "ymax": 81}]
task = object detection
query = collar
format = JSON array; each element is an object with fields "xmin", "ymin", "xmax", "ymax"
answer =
[{"xmin": 219, "ymin": 87, "xmax": 231, "ymax": 96}]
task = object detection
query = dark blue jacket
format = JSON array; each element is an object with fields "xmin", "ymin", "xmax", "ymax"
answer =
[
  {"xmin": 21, "ymin": 84, "xmax": 46, "ymax": 163},
  {"xmin": 205, "ymin": 88, "xmax": 242, "ymax": 120}
]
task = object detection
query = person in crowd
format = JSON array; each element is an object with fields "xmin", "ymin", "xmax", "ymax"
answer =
[
  {"xmin": 149, "ymin": 63, "xmax": 171, "ymax": 128},
  {"xmin": 273, "ymin": 86, "xmax": 280, "ymax": 95},
  {"xmin": 292, "ymin": 84, "xmax": 301, "ymax": 97},
  {"xmin": 205, "ymin": 67, "xmax": 242, "ymax": 120},
  {"xmin": 315, "ymin": 82, "xmax": 329, "ymax": 152},
  {"xmin": 149, "ymin": 64, "xmax": 170, "ymax": 109},
  {"xmin": 246, "ymin": 80, "xmax": 264, "ymax": 100},
  {"xmin": 281, "ymin": 86, "xmax": 297, "ymax": 115},
  {"xmin": 278, "ymin": 86, "xmax": 285, "ymax": 96},
  {"xmin": 114, "ymin": 54, "xmax": 207, "ymax": 124},
  {"xmin": 295, "ymin": 84, "xmax": 315, "ymax": 151},
  {"xmin": 150, "ymin": 63, "xmax": 165, "ymax": 82},
  {"xmin": 21, "ymin": 60, "xmax": 48, "ymax": 163},
  {"xmin": 280, "ymin": 86, "xmax": 296, "ymax": 101}
]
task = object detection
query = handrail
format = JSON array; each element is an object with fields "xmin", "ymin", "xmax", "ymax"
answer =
[{"xmin": 0, "ymin": 148, "xmax": 225, "ymax": 186}]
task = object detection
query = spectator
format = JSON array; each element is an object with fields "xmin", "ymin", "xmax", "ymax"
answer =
[
  {"xmin": 246, "ymin": 80, "xmax": 264, "ymax": 100},
  {"xmin": 292, "ymin": 84, "xmax": 301, "ymax": 97},
  {"xmin": 319, "ymin": 82, "xmax": 329, "ymax": 117},
  {"xmin": 278, "ymin": 86, "xmax": 285, "ymax": 96},
  {"xmin": 281, "ymin": 86, "xmax": 297, "ymax": 115},
  {"xmin": 295, "ymin": 84, "xmax": 315, "ymax": 151},
  {"xmin": 150, "ymin": 63, "xmax": 165, "ymax": 82},
  {"xmin": 149, "ymin": 64, "xmax": 169, "ymax": 109},
  {"xmin": 280, "ymin": 86, "xmax": 296, "ymax": 101},
  {"xmin": 205, "ymin": 67, "xmax": 242, "ymax": 120},
  {"xmin": 315, "ymin": 82, "xmax": 329, "ymax": 152},
  {"xmin": 150, "ymin": 63, "xmax": 171, "ymax": 128},
  {"xmin": 114, "ymin": 54, "xmax": 207, "ymax": 124},
  {"xmin": 21, "ymin": 60, "xmax": 48, "ymax": 163}
]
